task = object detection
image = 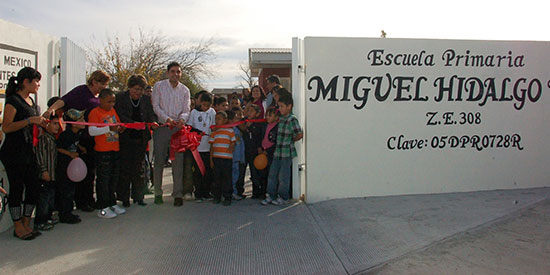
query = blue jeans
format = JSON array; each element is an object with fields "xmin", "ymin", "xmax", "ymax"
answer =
[{"xmin": 266, "ymin": 157, "xmax": 292, "ymax": 201}]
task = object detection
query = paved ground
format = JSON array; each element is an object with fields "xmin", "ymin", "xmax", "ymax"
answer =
[
  {"xmin": 0, "ymin": 167, "xmax": 549, "ymax": 274},
  {"xmin": 371, "ymin": 199, "xmax": 550, "ymax": 274}
]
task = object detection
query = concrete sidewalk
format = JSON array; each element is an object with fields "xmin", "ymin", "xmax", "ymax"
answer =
[
  {"xmin": 372, "ymin": 199, "xmax": 550, "ymax": 274},
  {"xmin": 0, "ymin": 168, "xmax": 549, "ymax": 274}
]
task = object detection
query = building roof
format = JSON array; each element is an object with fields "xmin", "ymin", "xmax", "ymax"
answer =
[
  {"xmin": 211, "ymin": 88, "xmax": 242, "ymax": 96},
  {"xmin": 249, "ymin": 48, "xmax": 292, "ymax": 76},
  {"xmin": 249, "ymin": 48, "xmax": 292, "ymax": 54}
]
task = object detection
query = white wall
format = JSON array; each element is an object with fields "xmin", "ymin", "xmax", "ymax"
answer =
[
  {"xmin": 299, "ymin": 37, "xmax": 550, "ymax": 203},
  {"xmin": 0, "ymin": 18, "xmax": 60, "ymax": 112}
]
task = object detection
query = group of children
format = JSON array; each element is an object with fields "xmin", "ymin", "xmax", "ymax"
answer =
[
  {"xmin": 187, "ymin": 88, "xmax": 303, "ymax": 206},
  {"xmin": 32, "ymin": 85, "xmax": 302, "ymax": 232},
  {"xmin": 33, "ymin": 90, "xmax": 126, "ymax": 230}
]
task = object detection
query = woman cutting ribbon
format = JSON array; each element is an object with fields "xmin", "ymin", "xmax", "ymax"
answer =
[{"xmin": 114, "ymin": 75, "xmax": 158, "ymax": 207}]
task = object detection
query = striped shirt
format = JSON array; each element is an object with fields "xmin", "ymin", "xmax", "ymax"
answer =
[
  {"xmin": 209, "ymin": 127, "xmax": 236, "ymax": 159},
  {"xmin": 274, "ymin": 113, "xmax": 303, "ymax": 158},
  {"xmin": 35, "ymin": 131, "xmax": 57, "ymax": 181},
  {"xmin": 152, "ymin": 79, "xmax": 191, "ymax": 123}
]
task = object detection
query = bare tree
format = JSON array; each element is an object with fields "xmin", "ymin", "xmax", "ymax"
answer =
[
  {"xmin": 88, "ymin": 29, "xmax": 216, "ymax": 93},
  {"xmin": 236, "ymin": 61, "xmax": 256, "ymax": 89}
]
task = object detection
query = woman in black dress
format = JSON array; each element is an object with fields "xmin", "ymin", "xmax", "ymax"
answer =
[{"xmin": 1, "ymin": 67, "xmax": 47, "ymax": 240}]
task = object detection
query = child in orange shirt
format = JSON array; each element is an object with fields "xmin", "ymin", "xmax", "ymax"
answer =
[
  {"xmin": 209, "ymin": 111, "xmax": 236, "ymax": 206},
  {"xmin": 88, "ymin": 89, "xmax": 125, "ymax": 218}
]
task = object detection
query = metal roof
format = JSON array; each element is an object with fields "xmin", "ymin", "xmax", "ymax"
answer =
[
  {"xmin": 248, "ymin": 48, "xmax": 292, "ymax": 76},
  {"xmin": 249, "ymin": 48, "xmax": 291, "ymax": 54}
]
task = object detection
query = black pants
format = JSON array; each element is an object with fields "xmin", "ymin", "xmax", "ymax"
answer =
[
  {"xmin": 74, "ymin": 153, "xmax": 95, "ymax": 209},
  {"xmin": 36, "ymin": 180, "xmax": 55, "ymax": 225},
  {"xmin": 193, "ymin": 152, "xmax": 212, "ymax": 199},
  {"xmin": 95, "ymin": 151, "xmax": 120, "ymax": 209},
  {"xmin": 117, "ymin": 138, "xmax": 146, "ymax": 202},
  {"xmin": 56, "ymin": 161, "xmax": 76, "ymax": 219},
  {"xmin": 235, "ymin": 162, "xmax": 246, "ymax": 196},
  {"xmin": 212, "ymin": 158, "xmax": 233, "ymax": 200},
  {"xmin": 4, "ymin": 160, "xmax": 39, "ymax": 221},
  {"xmin": 245, "ymin": 152, "xmax": 261, "ymax": 197},
  {"xmin": 75, "ymin": 132, "xmax": 96, "ymax": 208}
]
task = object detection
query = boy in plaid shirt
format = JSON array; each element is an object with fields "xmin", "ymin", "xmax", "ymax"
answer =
[{"xmin": 261, "ymin": 93, "xmax": 303, "ymax": 206}]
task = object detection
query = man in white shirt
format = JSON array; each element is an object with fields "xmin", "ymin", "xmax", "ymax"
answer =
[{"xmin": 152, "ymin": 62, "xmax": 192, "ymax": 206}]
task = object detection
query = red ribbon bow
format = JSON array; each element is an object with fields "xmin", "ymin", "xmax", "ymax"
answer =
[{"xmin": 169, "ymin": 126, "xmax": 205, "ymax": 176}]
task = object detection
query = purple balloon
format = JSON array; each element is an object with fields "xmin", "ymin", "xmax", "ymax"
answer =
[{"xmin": 67, "ymin": 157, "xmax": 87, "ymax": 182}]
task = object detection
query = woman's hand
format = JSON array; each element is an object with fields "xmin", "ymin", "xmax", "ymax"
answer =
[
  {"xmin": 42, "ymin": 109, "xmax": 54, "ymax": 118},
  {"xmin": 29, "ymin": 116, "xmax": 47, "ymax": 127}
]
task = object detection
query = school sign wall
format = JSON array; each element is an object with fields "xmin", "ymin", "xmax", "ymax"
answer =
[{"xmin": 292, "ymin": 37, "xmax": 549, "ymax": 203}]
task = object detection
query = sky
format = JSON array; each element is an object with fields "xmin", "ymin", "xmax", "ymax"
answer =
[{"xmin": 1, "ymin": 0, "xmax": 548, "ymax": 90}]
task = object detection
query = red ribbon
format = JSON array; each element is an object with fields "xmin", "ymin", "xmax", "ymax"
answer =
[
  {"xmin": 60, "ymin": 120, "xmax": 153, "ymax": 130},
  {"xmin": 210, "ymin": 118, "xmax": 266, "ymax": 129},
  {"xmin": 32, "ymin": 125, "xmax": 39, "ymax": 147},
  {"xmin": 169, "ymin": 125, "xmax": 205, "ymax": 176},
  {"xmin": 32, "ymin": 119, "xmax": 220, "ymax": 176}
]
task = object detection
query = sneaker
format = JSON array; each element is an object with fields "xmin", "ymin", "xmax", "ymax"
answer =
[
  {"xmin": 98, "ymin": 207, "xmax": 117, "ymax": 219},
  {"xmin": 174, "ymin": 198, "xmax": 183, "ymax": 207},
  {"xmin": 154, "ymin": 195, "xmax": 164, "ymax": 205},
  {"xmin": 35, "ymin": 223, "xmax": 54, "ymax": 231},
  {"xmin": 232, "ymin": 193, "xmax": 243, "ymax": 201},
  {"xmin": 134, "ymin": 199, "xmax": 147, "ymax": 206},
  {"xmin": 222, "ymin": 199, "xmax": 231, "ymax": 206},
  {"xmin": 70, "ymin": 214, "xmax": 82, "ymax": 223},
  {"xmin": 78, "ymin": 205, "xmax": 95, "ymax": 212},
  {"xmin": 261, "ymin": 196, "xmax": 273, "ymax": 205},
  {"xmin": 122, "ymin": 200, "xmax": 131, "ymax": 207},
  {"xmin": 212, "ymin": 198, "xmax": 221, "ymax": 204},
  {"xmin": 272, "ymin": 198, "xmax": 287, "ymax": 206},
  {"xmin": 183, "ymin": 193, "xmax": 194, "ymax": 201},
  {"xmin": 111, "ymin": 205, "xmax": 126, "ymax": 215},
  {"xmin": 195, "ymin": 197, "xmax": 204, "ymax": 203},
  {"xmin": 60, "ymin": 215, "xmax": 81, "ymax": 224},
  {"xmin": 203, "ymin": 193, "xmax": 214, "ymax": 201}
]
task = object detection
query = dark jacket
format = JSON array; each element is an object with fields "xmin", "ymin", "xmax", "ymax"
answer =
[
  {"xmin": 243, "ymin": 121, "xmax": 265, "ymax": 158},
  {"xmin": 114, "ymin": 91, "xmax": 157, "ymax": 141}
]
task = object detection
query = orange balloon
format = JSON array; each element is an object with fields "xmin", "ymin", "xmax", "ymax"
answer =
[{"xmin": 254, "ymin": 154, "xmax": 268, "ymax": 170}]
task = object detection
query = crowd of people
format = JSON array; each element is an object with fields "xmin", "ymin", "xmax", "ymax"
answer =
[{"xmin": 0, "ymin": 62, "xmax": 303, "ymax": 240}]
